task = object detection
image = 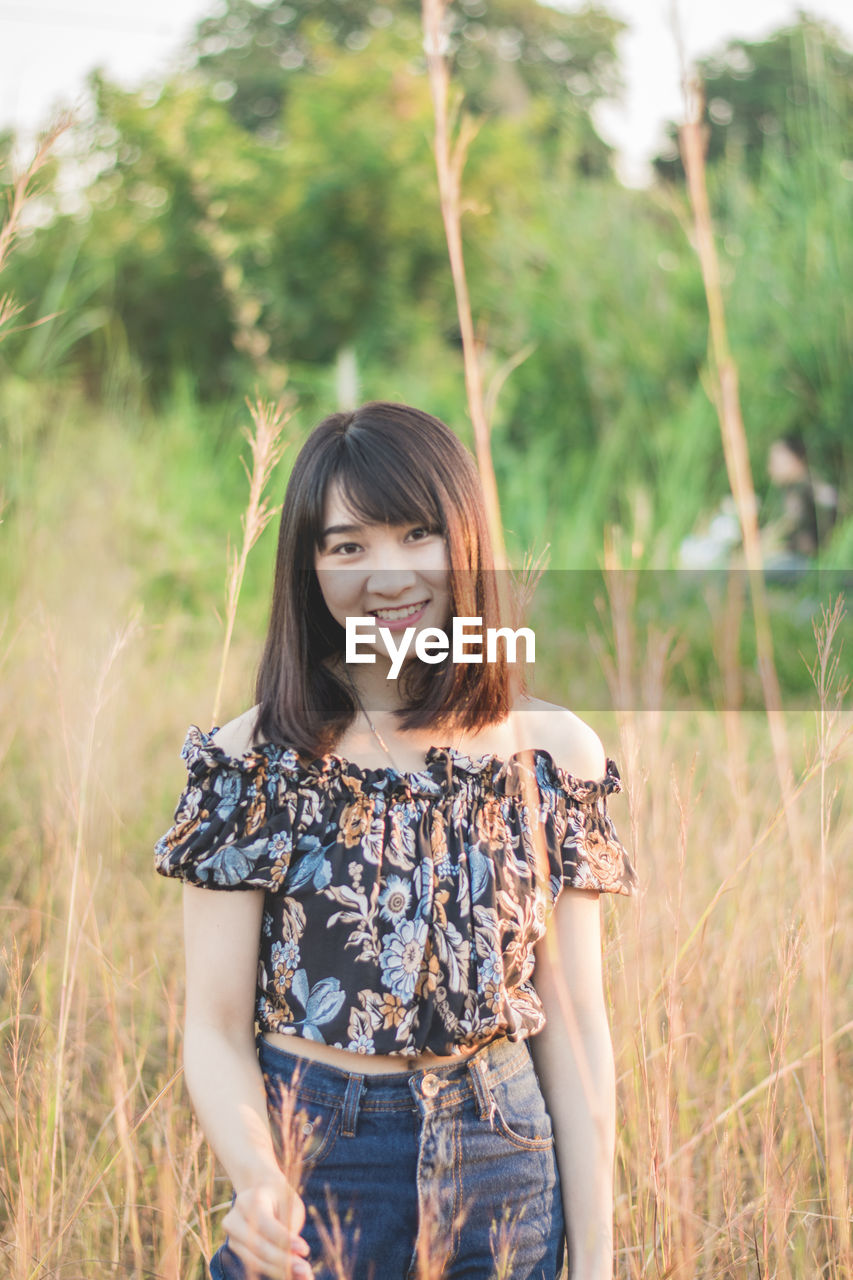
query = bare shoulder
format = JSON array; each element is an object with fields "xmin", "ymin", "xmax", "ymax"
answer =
[
  {"xmin": 211, "ymin": 704, "xmax": 266, "ymax": 756},
  {"xmin": 512, "ymin": 694, "xmax": 607, "ymax": 782}
]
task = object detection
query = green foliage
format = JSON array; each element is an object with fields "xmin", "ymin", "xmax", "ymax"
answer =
[
  {"xmin": 7, "ymin": 231, "xmax": 114, "ymax": 381},
  {"xmin": 0, "ymin": 78, "xmax": 243, "ymax": 397},
  {"xmin": 701, "ymin": 110, "xmax": 853, "ymax": 492},
  {"xmin": 258, "ymin": 29, "xmax": 451, "ymax": 362},
  {"xmin": 194, "ymin": 0, "xmax": 623, "ymax": 166},
  {"xmin": 468, "ymin": 177, "xmax": 712, "ymax": 562},
  {"xmin": 654, "ymin": 14, "xmax": 853, "ymax": 181},
  {"xmin": 83, "ymin": 74, "xmax": 244, "ymax": 394},
  {"xmin": 0, "ymin": 10, "xmax": 621, "ymax": 396},
  {"xmin": 0, "ymin": 4, "xmax": 849, "ymax": 566}
]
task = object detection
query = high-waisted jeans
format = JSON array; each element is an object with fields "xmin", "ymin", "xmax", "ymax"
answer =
[{"xmin": 209, "ymin": 1031, "xmax": 566, "ymax": 1280}]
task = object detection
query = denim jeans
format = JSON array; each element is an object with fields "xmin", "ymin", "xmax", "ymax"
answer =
[{"xmin": 208, "ymin": 1031, "xmax": 565, "ymax": 1280}]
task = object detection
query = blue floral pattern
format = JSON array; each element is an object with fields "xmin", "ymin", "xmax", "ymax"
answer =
[{"xmin": 154, "ymin": 725, "xmax": 638, "ymax": 1057}]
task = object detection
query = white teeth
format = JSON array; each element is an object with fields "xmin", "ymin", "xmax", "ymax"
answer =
[{"xmin": 373, "ymin": 602, "xmax": 426, "ymax": 621}]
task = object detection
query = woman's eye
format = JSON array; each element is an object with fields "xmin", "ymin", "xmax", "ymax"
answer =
[
  {"xmin": 406, "ymin": 526, "xmax": 435, "ymax": 541},
  {"xmin": 330, "ymin": 541, "xmax": 361, "ymax": 556}
]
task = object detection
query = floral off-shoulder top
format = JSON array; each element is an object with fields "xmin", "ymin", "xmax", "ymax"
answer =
[{"xmin": 154, "ymin": 725, "xmax": 638, "ymax": 1058}]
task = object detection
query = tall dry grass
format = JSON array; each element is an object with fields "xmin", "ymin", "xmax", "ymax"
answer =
[
  {"xmin": 604, "ymin": 596, "xmax": 850, "ymax": 1279},
  {"xmin": 1, "ymin": 444, "xmax": 849, "ymax": 1276},
  {"xmin": 2, "ymin": 51, "xmax": 851, "ymax": 1280}
]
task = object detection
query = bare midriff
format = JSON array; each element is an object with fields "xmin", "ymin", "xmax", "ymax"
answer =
[{"xmin": 261, "ymin": 1029, "xmax": 487, "ymax": 1074}]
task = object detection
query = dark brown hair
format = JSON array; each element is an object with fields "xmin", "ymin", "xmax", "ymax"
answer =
[{"xmin": 254, "ymin": 401, "xmax": 514, "ymax": 756}]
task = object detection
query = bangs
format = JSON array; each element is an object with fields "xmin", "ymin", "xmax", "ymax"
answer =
[{"xmin": 317, "ymin": 436, "xmax": 445, "ymax": 540}]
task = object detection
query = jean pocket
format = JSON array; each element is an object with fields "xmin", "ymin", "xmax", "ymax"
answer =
[
  {"xmin": 264, "ymin": 1075, "xmax": 343, "ymax": 1171},
  {"xmin": 487, "ymin": 1064, "xmax": 555, "ymax": 1151}
]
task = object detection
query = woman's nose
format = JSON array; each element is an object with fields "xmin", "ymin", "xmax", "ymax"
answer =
[{"xmin": 365, "ymin": 565, "xmax": 418, "ymax": 597}]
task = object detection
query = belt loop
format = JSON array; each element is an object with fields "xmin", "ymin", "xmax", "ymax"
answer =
[
  {"xmin": 466, "ymin": 1057, "xmax": 497, "ymax": 1130},
  {"xmin": 340, "ymin": 1073, "xmax": 364, "ymax": 1138}
]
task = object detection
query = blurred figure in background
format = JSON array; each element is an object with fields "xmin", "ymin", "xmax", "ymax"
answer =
[
  {"xmin": 763, "ymin": 434, "xmax": 838, "ymax": 571},
  {"xmin": 678, "ymin": 434, "xmax": 840, "ymax": 575}
]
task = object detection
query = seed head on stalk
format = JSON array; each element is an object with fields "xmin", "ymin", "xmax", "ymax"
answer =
[
  {"xmin": 0, "ymin": 114, "xmax": 72, "ymax": 346},
  {"xmin": 212, "ymin": 395, "xmax": 292, "ymax": 727}
]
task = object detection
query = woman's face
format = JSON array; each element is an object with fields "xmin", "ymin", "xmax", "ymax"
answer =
[{"xmin": 314, "ymin": 480, "xmax": 451, "ymax": 661}]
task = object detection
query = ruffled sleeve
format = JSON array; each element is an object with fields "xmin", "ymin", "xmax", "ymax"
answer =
[
  {"xmin": 554, "ymin": 758, "xmax": 638, "ymax": 897},
  {"xmin": 153, "ymin": 725, "xmax": 298, "ymax": 890}
]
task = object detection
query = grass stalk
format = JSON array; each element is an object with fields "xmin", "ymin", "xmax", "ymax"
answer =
[
  {"xmin": 29, "ymin": 1068, "xmax": 185, "ymax": 1280},
  {"xmin": 193, "ymin": 182, "xmax": 285, "ymax": 392},
  {"xmin": 0, "ymin": 116, "xmax": 71, "ymax": 348},
  {"xmin": 0, "ymin": 117, "xmax": 71, "ymax": 277},
  {"xmin": 418, "ymin": 23, "xmax": 584, "ymax": 1205},
  {"xmin": 45, "ymin": 609, "xmax": 141, "ymax": 1242},
  {"xmin": 420, "ymin": 0, "xmax": 506, "ymax": 572},
  {"xmin": 649, "ymin": 1017, "xmax": 853, "ymax": 1176},
  {"xmin": 675, "ymin": 77, "xmax": 803, "ymax": 860},
  {"xmin": 211, "ymin": 396, "xmax": 291, "ymax": 726},
  {"xmin": 809, "ymin": 596, "xmax": 851, "ymax": 1272}
]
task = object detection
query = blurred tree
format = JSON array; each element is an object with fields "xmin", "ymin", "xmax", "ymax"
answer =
[
  {"xmin": 0, "ymin": 32, "xmax": 461, "ymax": 393},
  {"xmin": 3, "ymin": 12, "xmax": 622, "ymax": 396},
  {"xmin": 1, "ymin": 4, "xmax": 625, "ymax": 397},
  {"xmin": 653, "ymin": 15, "xmax": 853, "ymax": 181},
  {"xmin": 193, "ymin": 0, "xmax": 623, "ymax": 172},
  {"xmin": 250, "ymin": 29, "xmax": 452, "ymax": 363},
  {"xmin": 2, "ymin": 4, "xmax": 846, "ymax": 549},
  {"xmin": 0, "ymin": 77, "xmax": 252, "ymax": 397}
]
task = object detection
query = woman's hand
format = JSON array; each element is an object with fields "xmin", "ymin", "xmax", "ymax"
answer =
[{"xmin": 223, "ymin": 1175, "xmax": 313, "ymax": 1279}]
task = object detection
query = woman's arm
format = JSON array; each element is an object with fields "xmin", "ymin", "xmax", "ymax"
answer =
[
  {"xmin": 182, "ymin": 884, "xmax": 312, "ymax": 1278},
  {"xmin": 527, "ymin": 888, "xmax": 616, "ymax": 1280}
]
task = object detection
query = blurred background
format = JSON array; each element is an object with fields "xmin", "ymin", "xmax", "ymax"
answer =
[
  {"xmin": 2, "ymin": 0, "xmax": 851, "ymax": 689},
  {"xmin": 1, "ymin": 4, "xmax": 851, "ymax": 1278},
  {"xmin": 2, "ymin": 0, "xmax": 852, "ymax": 566}
]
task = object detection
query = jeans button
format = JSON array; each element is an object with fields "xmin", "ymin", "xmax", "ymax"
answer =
[{"xmin": 420, "ymin": 1072, "xmax": 441, "ymax": 1097}]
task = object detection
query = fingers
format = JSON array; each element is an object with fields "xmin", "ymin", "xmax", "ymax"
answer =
[
  {"xmin": 224, "ymin": 1198, "xmax": 306, "ymax": 1244},
  {"xmin": 223, "ymin": 1183, "xmax": 312, "ymax": 1279},
  {"xmin": 228, "ymin": 1238, "xmax": 313, "ymax": 1280},
  {"xmin": 224, "ymin": 1217, "xmax": 312, "ymax": 1279}
]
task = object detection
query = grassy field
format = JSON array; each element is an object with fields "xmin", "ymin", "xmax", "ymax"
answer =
[{"xmin": 0, "ymin": 386, "xmax": 850, "ymax": 1278}]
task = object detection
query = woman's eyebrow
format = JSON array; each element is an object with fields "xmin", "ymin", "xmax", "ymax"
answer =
[{"xmin": 319, "ymin": 522, "xmax": 365, "ymax": 543}]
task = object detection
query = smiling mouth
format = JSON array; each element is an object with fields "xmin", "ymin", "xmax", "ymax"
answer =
[{"xmin": 370, "ymin": 600, "xmax": 429, "ymax": 622}]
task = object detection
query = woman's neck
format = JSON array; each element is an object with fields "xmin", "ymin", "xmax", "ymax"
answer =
[{"xmin": 331, "ymin": 655, "xmax": 407, "ymax": 713}]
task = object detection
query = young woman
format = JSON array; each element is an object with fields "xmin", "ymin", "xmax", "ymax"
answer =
[{"xmin": 155, "ymin": 401, "xmax": 638, "ymax": 1280}]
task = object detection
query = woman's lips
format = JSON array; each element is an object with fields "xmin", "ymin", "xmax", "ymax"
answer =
[{"xmin": 369, "ymin": 600, "xmax": 429, "ymax": 631}]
